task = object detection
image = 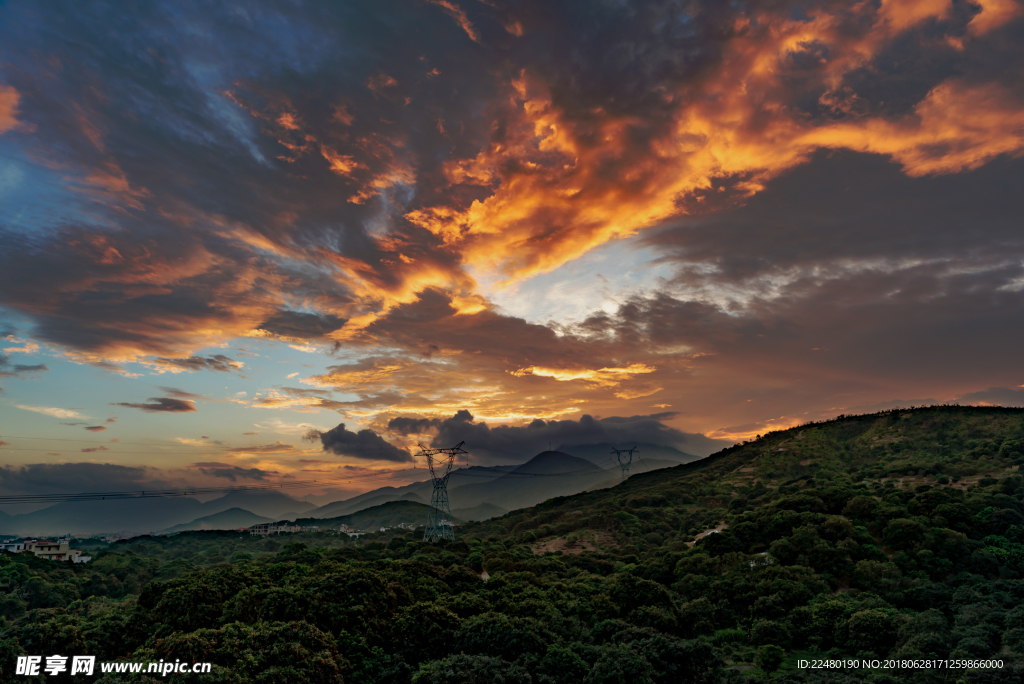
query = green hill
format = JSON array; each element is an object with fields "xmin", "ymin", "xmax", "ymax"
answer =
[
  {"xmin": 467, "ymin": 404, "xmax": 1024, "ymax": 545},
  {"xmin": 295, "ymin": 499, "xmax": 461, "ymax": 532},
  {"xmin": 3, "ymin": 405, "xmax": 1023, "ymax": 683}
]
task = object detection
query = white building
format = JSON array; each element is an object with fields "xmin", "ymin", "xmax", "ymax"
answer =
[
  {"xmin": 1, "ymin": 539, "xmax": 89, "ymax": 562},
  {"xmin": 27, "ymin": 540, "xmax": 83, "ymax": 562}
]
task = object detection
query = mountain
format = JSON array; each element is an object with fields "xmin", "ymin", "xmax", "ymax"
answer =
[
  {"xmin": 308, "ymin": 491, "xmax": 424, "ymax": 519},
  {"xmin": 0, "ymin": 489, "xmax": 315, "ymax": 537},
  {"xmin": 10, "ymin": 406, "xmax": 1024, "ymax": 681},
  {"xmin": 444, "ymin": 451, "xmax": 611, "ymax": 512},
  {"xmin": 559, "ymin": 442, "xmax": 702, "ymax": 469},
  {"xmin": 468, "ymin": 405, "xmax": 1024, "ymax": 544},
  {"xmin": 305, "ymin": 465, "xmax": 517, "ymax": 518},
  {"xmin": 160, "ymin": 507, "xmax": 272, "ymax": 534},
  {"xmin": 305, "ymin": 453, "xmax": 616, "ymax": 521},
  {"xmin": 296, "ymin": 500, "xmax": 456, "ymax": 531},
  {"xmin": 450, "ymin": 502, "xmax": 507, "ymax": 521},
  {"xmin": 195, "ymin": 490, "xmax": 315, "ymax": 520},
  {"xmin": 0, "ymin": 496, "xmax": 206, "ymax": 537},
  {"xmin": 306, "ymin": 486, "xmax": 403, "ymax": 518},
  {"xmin": 303, "ymin": 447, "xmax": 700, "ymax": 523}
]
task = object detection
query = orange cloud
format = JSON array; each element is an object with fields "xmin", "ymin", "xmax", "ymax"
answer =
[
  {"xmin": 320, "ymin": 145, "xmax": 363, "ymax": 177},
  {"xmin": 510, "ymin": 363, "xmax": 656, "ymax": 387},
  {"xmin": 305, "ymin": 358, "xmax": 413, "ymax": 391},
  {"xmin": 705, "ymin": 415, "xmax": 808, "ymax": 442},
  {"xmin": 967, "ymin": 0, "xmax": 1022, "ymax": 34},
  {"xmin": 802, "ymin": 80, "xmax": 1024, "ymax": 176},
  {"xmin": 0, "ymin": 84, "xmax": 24, "ymax": 134},
  {"xmin": 403, "ymin": 1, "xmax": 1024, "ymax": 291},
  {"xmin": 426, "ymin": 0, "xmax": 481, "ymax": 43}
]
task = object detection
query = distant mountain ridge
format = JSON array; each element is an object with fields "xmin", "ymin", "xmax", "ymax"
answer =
[
  {"xmin": 160, "ymin": 507, "xmax": 272, "ymax": 534},
  {"xmin": 295, "ymin": 500, "xmax": 453, "ymax": 532},
  {"xmin": 0, "ymin": 444, "xmax": 699, "ymax": 536},
  {"xmin": 301, "ymin": 447, "xmax": 707, "ymax": 523},
  {"xmin": 0, "ymin": 489, "xmax": 314, "ymax": 537},
  {"xmin": 558, "ymin": 442, "xmax": 701, "ymax": 469}
]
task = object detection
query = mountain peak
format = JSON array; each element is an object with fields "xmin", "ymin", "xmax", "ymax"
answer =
[{"xmin": 511, "ymin": 451, "xmax": 605, "ymax": 476}]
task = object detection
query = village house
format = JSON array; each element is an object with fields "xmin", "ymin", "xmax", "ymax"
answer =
[{"xmin": 1, "ymin": 539, "xmax": 90, "ymax": 563}]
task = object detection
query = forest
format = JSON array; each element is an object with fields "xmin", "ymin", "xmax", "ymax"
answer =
[{"xmin": 1, "ymin": 405, "xmax": 1023, "ymax": 683}]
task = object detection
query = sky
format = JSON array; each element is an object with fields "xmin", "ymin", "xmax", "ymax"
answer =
[{"xmin": 1, "ymin": 0, "xmax": 1023, "ymax": 505}]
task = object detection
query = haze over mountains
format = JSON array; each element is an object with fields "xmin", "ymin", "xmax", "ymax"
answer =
[
  {"xmin": 306, "ymin": 445, "xmax": 699, "ymax": 518},
  {"xmin": 0, "ymin": 444, "xmax": 698, "ymax": 536},
  {"xmin": 0, "ymin": 489, "xmax": 314, "ymax": 537}
]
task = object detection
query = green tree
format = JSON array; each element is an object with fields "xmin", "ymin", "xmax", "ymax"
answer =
[
  {"xmin": 584, "ymin": 644, "xmax": 654, "ymax": 684},
  {"xmin": 755, "ymin": 644, "xmax": 785, "ymax": 677},
  {"xmin": 537, "ymin": 644, "xmax": 589, "ymax": 684},
  {"xmin": 413, "ymin": 654, "xmax": 530, "ymax": 684}
]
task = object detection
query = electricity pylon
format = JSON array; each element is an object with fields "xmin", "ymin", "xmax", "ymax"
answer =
[
  {"xmin": 419, "ymin": 441, "xmax": 467, "ymax": 542},
  {"xmin": 611, "ymin": 446, "xmax": 639, "ymax": 481}
]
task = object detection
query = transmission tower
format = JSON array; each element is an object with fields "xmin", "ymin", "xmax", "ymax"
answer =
[
  {"xmin": 611, "ymin": 446, "xmax": 639, "ymax": 481},
  {"xmin": 418, "ymin": 441, "xmax": 467, "ymax": 542}
]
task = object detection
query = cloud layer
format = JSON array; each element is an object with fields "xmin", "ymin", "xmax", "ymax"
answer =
[
  {"xmin": 0, "ymin": 0, "xmax": 1022, "ymax": 461},
  {"xmin": 308, "ymin": 423, "xmax": 413, "ymax": 463},
  {"xmin": 388, "ymin": 410, "xmax": 728, "ymax": 463},
  {"xmin": 113, "ymin": 398, "xmax": 197, "ymax": 413}
]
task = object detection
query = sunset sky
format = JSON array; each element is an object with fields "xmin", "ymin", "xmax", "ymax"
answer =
[{"xmin": 1, "ymin": 0, "xmax": 1023, "ymax": 504}]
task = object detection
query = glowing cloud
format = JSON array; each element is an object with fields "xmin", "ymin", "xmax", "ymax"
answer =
[
  {"xmin": 511, "ymin": 363, "xmax": 656, "ymax": 387},
  {"xmin": 16, "ymin": 405, "xmax": 86, "ymax": 419}
]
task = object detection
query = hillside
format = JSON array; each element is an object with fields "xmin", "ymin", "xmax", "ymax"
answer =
[
  {"xmin": 467, "ymin": 405, "xmax": 1024, "ymax": 543},
  {"xmin": 295, "ymin": 499, "xmax": 461, "ymax": 532},
  {"xmin": 3, "ymin": 406, "xmax": 1023, "ymax": 683}
]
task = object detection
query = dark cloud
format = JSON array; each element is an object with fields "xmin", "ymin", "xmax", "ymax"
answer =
[
  {"xmin": 387, "ymin": 410, "xmax": 727, "ymax": 462},
  {"xmin": 387, "ymin": 415, "xmax": 440, "ymax": 435},
  {"xmin": 307, "ymin": 423, "xmax": 412, "ymax": 463},
  {"xmin": 0, "ymin": 462, "xmax": 159, "ymax": 497},
  {"xmin": 84, "ymin": 426, "xmax": 106, "ymax": 432},
  {"xmin": 0, "ymin": 353, "xmax": 48, "ymax": 378},
  {"xmin": 0, "ymin": 0, "xmax": 1021, "ymax": 441},
  {"xmin": 956, "ymin": 387, "xmax": 1024, "ymax": 408},
  {"xmin": 193, "ymin": 465, "xmax": 272, "ymax": 481},
  {"xmin": 153, "ymin": 356, "xmax": 242, "ymax": 373},
  {"xmin": 113, "ymin": 397, "xmax": 198, "ymax": 413},
  {"xmin": 80, "ymin": 445, "xmax": 109, "ymax": 453},
  {"xmin": 158, "ymin": 387, "xmax": 206, "ymax": 400},
  {"xmin": 255, "ymin": 310, "xmax": 347, "ymax": 340},
  {"xmin": 0, "ymin": 462, "xmax": 180, "ymax": 515}
]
